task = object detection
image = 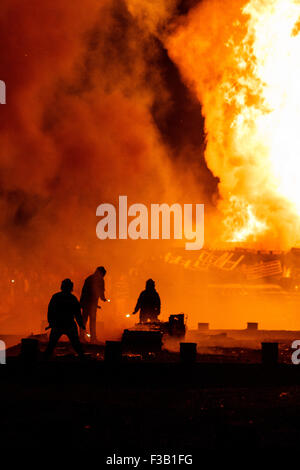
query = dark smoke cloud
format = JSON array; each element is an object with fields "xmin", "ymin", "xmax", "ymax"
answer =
[
  {"xmin": 0, "ymin": 0, "xmax": 215, "ymax": 254},
  {"xmin": 0, "ymin": 0, "xmax": 215, "ymax": 332}
]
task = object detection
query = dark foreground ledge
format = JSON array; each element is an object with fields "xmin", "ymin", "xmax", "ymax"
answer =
[
  {"xmin": 1, "ymin": 359, "xmax": 300, "ymax": 387},
  {"xmin": 2, "ymin": 358, "xmax": 300, "ymax": 450}
]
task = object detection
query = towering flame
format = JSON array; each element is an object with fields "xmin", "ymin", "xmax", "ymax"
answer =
[{"xmin": 167, "ymin": 0, "xmax": 300, "ymax": 247}]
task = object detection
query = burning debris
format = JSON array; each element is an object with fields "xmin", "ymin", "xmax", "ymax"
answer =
[{"xmin": 122, "ymin": 313, "xmax": 186, "ymax": 354}]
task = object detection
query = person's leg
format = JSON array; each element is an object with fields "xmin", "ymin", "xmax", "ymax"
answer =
[
  {"xmin": 140, "ymin": 312, "xmax": 146, "ymax": 323},
  {"xmin": 149, "ymin": 313, "xmax": 158, "ymax": 322},
  {"xmin": 80, "ymin": 306, "xmax": 89, "ymax": 339},
  {"xmin": 44, "ymin": 328, "xmax": 62, "ymax": 358},
  {"xmin": 90, "ymin": 305, "xmax": 97, "ymax": 342},
  {"xmin": 82, "ymin": 306, "xmax": 89, "ymax": 327},
  {"xmin": 66, "ymin": 323, "xmax": 84, "ymax": 358}
]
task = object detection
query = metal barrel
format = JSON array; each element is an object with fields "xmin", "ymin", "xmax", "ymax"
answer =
[
  {"xmin": 198, "ymin": 322, "xmax": 209, "ymax": 331},
  {"xmin": 20, "ymin": 338, "xmax": 39, "ymax": 363},
  {"xmin": 261, "ymin": 342, "xmax": 278, "ymax": 365},
  {"xmin": 104, "ymin": 340, "xmax": 122, "ymax": 362},
  {"xmin": 180, "ymin": 342, "xmax": 197, "ymax": 363}
]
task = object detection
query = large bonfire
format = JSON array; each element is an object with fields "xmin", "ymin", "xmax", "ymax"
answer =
[{"xmin": 167, "ymin": 0, "xmax": 300, "ymax": 248}]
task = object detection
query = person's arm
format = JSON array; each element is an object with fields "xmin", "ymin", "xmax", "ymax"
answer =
[
  {"xmin": 99, "ymin": 278, "xmax": 107, "ymax": 302},
  {"xmin": 47, "ymin": 296, "xmax": 56, "ymax": 327},
  {"xmin": 156, "ymin": 293, "xmax": 161, "ymax": 314},
  {"xmin": 132, "ymin": 293, "xmax": 142, "ymax": 314}
]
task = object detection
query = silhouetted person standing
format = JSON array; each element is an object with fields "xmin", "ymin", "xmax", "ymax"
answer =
[
  {"xmin": 44, "ymin": 279, "xmax": 85, "ymax": 358},
  {"xmin": 132, "ymin": 279, "xmax": 161, "ymax": 323},
  {"xmin": 80, "ymin": 266, "xmax": 107, "ymax": 341}
]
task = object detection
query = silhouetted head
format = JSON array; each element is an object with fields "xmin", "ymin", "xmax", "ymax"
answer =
[
  {"xmin": 96, "ymin": 266, "xmax": 106, "ymax": 277},
  {"xmin": 61, "ymin": 278, "xmax": 73, "ymax": 293},
  {"xmin": 146, "ymin": 279, "xmax": 155, "ymax": 290}
]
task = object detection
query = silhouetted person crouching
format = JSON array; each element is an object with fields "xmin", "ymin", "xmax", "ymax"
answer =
[
  {"xmin": 44, "ymin": 279, "xmax": 85, "ymax": 358},
  {"xmin": 132, "ymin": 279, "xmax": 161, "ymax": 323}
]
